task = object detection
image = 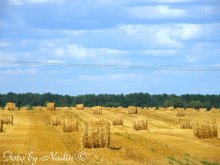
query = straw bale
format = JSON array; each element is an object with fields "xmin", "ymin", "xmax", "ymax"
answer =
[
  {"xmin": 112, "ymin": 116, "xmax": 123, "ymax": 125},
  {"xmin": 47, "ymin": 102, "xmax": 55, "ymax": 111},
  {"xmin": 192, "ymin": 118, "xmax": 217, "ymax": 138},
  {"xmin": 133, "ymin": 118, "xmax": 148, "ymax": 130},
  {"xmin": 128, "ymin": 106, "xmax": 137, "ymax": 114},
  {"xmin": 76, "ymin": 104, "xmax": 84, "ymax": 110},
  {"xmin": 81, "ymin": 120, "xmax": 110, "ymax": 148},
  {"xmin": 63, "ymin": 118, "xmax": 78, "ymax": 132}
]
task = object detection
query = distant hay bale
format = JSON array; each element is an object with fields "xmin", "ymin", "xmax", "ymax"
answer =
[
  {"xmin": 133, "ymin": 118, "xmax": 148, "ymax": 130},
  {"xmin": 92, "ymin": 106, "xmax": 102, "ymax": 115},
  {"xmin": 210, "ymin": 108, "xmax": 219, "ymax": 113},
  {"xmin": 42, "ymin": 107, "xmax": 47, "ymax": 111},
  {"xmin": 116, "ymin": 106, "xmax": 123, "ymax": 111},
  {"xmin": 50, "ymin": 115, "xmax": 62, "ymax": 126},
  {"xmin": 192, "ymin": 118, "xmax": 218, "ymax": 139},
  {"xmin": 176, "ymin": 108, "xmax": 185, "ymax": 117},
  {"xmin": 179, "ymin": 118, "xmax": 192, "ymax": 129},
  {"xmin": 148, "ymin": 107, "xmax": 156, "ymax": 111},
  {"xmin": 199, "ymin": 108, "xmax": 207, "ymax": 112},
  {"xmin": 76, "ymin": 104, "xmax": 84, "ymax": 110},
  {"xmin": 128, "ymin": 106, "xmax": 137, "ymax": 114},
  {"xmin": 137, "ymin": 107, "xmax": 143, "ymax": 111},
  {"xmin": 185, "ymin": 108, "xmax": 195, "ymax": 112},
  {"xmin": 19, "ymin": 106, "xmax": 28, "ymax": 110},
  {"xmin": 55, "ymin": 107, "xmax": 62, "ymax": 111},
  {"xmin": 63, "ymin": 118, "xmax": 78, "ymax": 132},
  {"xmin": 47, "ymin": 102, "xmax": 55, "ymax": 111},
  {"xmin": 1, "ymin": 114, "xmax": 13, "ymax": 125},
  {"xmin": 81, "ymin": 120, "xmax": 110, "ymax": 148},
  {"xmin": 63, "ymin": 107, "xmax": 70, "ymax": 110},
  {"xmin": 112, "ymin": 116, "xmax": 123, "ymax": 125},
  {"xmin": 5, "ymin": 102, "xmax": 16, "ymax": 111},
  {"xmin": 166, "ymin": 106, "xmax": 175, "ymax": 111},
  {"xmin": 158, "ymin": 107, "xmax": 166, "ymax": 111},
  {"xmin": 0, "ymin": 121, "xmax": 3, "ymax": 132},
  {"xmin": 32, "ymin": 106, "xmax": 42, "ymax": 110}
]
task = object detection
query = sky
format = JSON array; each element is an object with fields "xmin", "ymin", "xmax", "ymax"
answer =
[{"xmin": 0, "ymin": 0, "xmax": 220, "ymax": 95}]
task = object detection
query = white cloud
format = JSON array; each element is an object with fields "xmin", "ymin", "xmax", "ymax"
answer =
[
  {"xmin": 186, "ymin": 55, "xmax": 197, "ymax": 63},
  {"xmin": 0, "ymin": 42, "xmax": 12, "ymax": 48},
  {"xmin": 177, "ymin": 24, "xmax": 201, "ymax": 40},
  {"xmin": 143, "ymin": 49, "xmax": 175, "ymax": 56},
  {"xmin": 78, "ymin": 73, "xmax": 147, "ymax": 82},
  {"xmin": 78, "ymin": 75, "xmax": 103, "ymax": 81},
  {"xmin": 63, "ymin": 30, "xmax": 85, "ymax": 36},
  {"xmin": 129, "ymin": 5, "xmax": 186, "ymax": 19},
  {"xmin": 0, "ymin": 68, "xmax": 37, "ymax": 75},
  {"xmin": 8, "ymin": 0, "xmax": 64, "ymax": 5},
  {"xmin": 46, "ymin": 60, "xmax": 65, "ymax": 64},
  {"xmin": 156, "ymin": 28, "xmax": 182, "ymax": 48},
  {"xmin": 119, "ymin": 24, "xmax": 151, "ymax": 35},
  {"xmin": 118, "ymin": 23, "xmax": 202, "ymax": 48},
  {"xmin": 154, "ymin": 0, "xmax": 193, "ymax": 2},
  {"xmin": 54, "ymin": 44, "xmax": 128, "ymax": 60}
]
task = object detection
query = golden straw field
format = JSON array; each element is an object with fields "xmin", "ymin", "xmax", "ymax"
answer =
[{"xmin": 0, "ymin": 108, "xmax": 220, "ymax": 165}]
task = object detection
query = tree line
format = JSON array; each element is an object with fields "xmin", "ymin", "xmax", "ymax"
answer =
[{"xmin": 0, "ymin": 92, "xmax": 220, "ymax": 109}]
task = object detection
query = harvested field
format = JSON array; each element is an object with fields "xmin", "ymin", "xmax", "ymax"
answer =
[{"xmin": 0, "ymin": 108, "xmax": 220, "ymax": 165}]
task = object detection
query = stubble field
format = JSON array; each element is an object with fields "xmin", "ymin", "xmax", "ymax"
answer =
[{"xmin": 0, "ymin": 108, "xmax": 220, "ymax": 165}]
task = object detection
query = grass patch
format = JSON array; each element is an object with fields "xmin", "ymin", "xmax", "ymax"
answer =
[
  {"xmin": 184, "ymin": 153, "xmax": 191, "ymax": 157},
  {"xmin": 167, "ymin": 156, "xmax": 183, "ymax": 165},
  {"xmin": 201, "ymin": 160, "xmax": 219, "ymax": 165},
  {"xmin": 114, "ymin": 132, "xmax": 121, "ymax": 136}
]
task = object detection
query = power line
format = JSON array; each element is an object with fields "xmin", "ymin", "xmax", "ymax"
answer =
[{"xmin": 0, "ymin": 59, "xmax": 220, "ymax": 71}]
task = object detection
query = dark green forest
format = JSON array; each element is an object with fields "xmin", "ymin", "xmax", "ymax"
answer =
[{"xmin": 0, "ymin": 92, "xmax": 220, "ymax": 109}]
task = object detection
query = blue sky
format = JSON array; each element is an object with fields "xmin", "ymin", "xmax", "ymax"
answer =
[{"xmin": 0, "ymin": 0, "xmax": 220, "ymax": 95}]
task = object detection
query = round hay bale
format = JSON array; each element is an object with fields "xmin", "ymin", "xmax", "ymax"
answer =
[
  {"xmin": 112, "ymin": 116, "xmax": 123, "ymax": 125},
  {"xmin": 166, "ymin": 106, "xmax": 175, "ymax": 111},
  {"xmin": 199, "ymin": 108, "xmax": 207, "ymax": 112},
  {"xmin": 179, "ymin": 118, "xmax": 192, "ymax": 129},
  {"xmin": 76, "ymin": 104, "xmax": 84, "ymax": 110},
  {"xmin": 1, "ymin": 114, "xmax": 13, "ymax": 125},
  {"xmin": 148, "ymin": 107, "xmax": 156, "ymax": 111},
  {"xmin": 210, "ymin": 108, "xmax": 219, "ymax": 113},
  {"xmin": 32, "ymin": 106, "xmax": 42, "ymax": 110},
  {"xmin": 47, "ymin": 102, "xmax": 55, "ymax": 111},
  {"xmin": 63, "ymin": 118, "xmax": 78, "ymax": 132},
  {"xmin": 92, "ymin": 106, "xmax": 102, "ymax": 115},
  {"xmin": 50, "ymin": 115, "xmax": 62, "ymax": 126},
  {"xmin": 81, "ymin": 120, "xmax": 110, "ymax": 148},
  {"xmin": 0, "ymin": 121, "xmax": 3, "ymax": 132},
  {"xmin": 5, "ymin": 102, "xmax": 16, "ymax": 111},
  {"xmin": 176, "ymin": 108, "xmax": 185, "ymax": 117},
  {"xmin": 192, "ymin": 118, "xmax": 218, "ymax": 139},
  {"xmin": 133, "ymin": 118, "xmax": 148, "ymax": 130},
  {"xmin": 128, "ymin": 106, "xmax": 137, "ymax": 114}
]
